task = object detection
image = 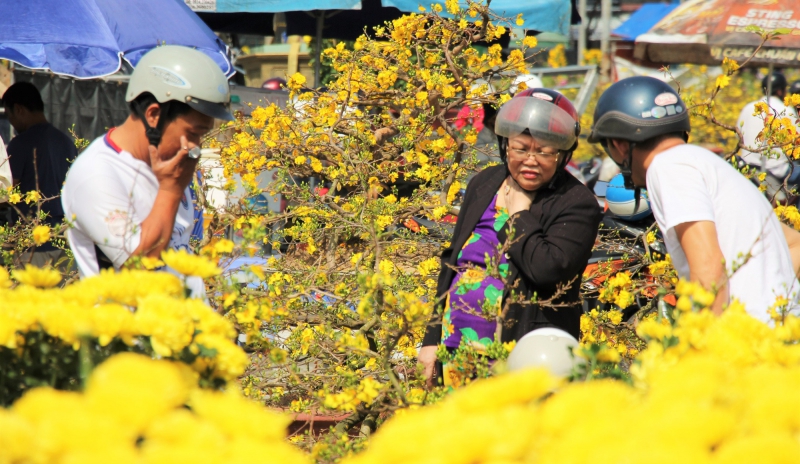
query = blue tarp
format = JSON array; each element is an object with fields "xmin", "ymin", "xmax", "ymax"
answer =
[
  {"xmin": 197, "ymin": 0, "xmax": 572, "ymax": 35},
  {"xmin": 612, "ymin": 3, "xmax": 679, "ymax": 41},
  {"xmin": 384, "ymin": 0, "xmax": 572, "ymax": 35},
  {"xmin": 192, "ymin": 0, "xmax": 362, "ymax": 13},
  {"xmin": 0, "ymin": 0, "xmax": 232, "ymax": 79}
]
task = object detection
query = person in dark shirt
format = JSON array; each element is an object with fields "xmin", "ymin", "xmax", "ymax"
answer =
[{"xmin": 2, "ymin": 82, "xmax": 77, "ymax": 266}]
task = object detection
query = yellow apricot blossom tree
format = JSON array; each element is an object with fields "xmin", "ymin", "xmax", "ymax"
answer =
[{"xmin": 206, "ymin": 1, "xmax": 545, "ymax": 447}]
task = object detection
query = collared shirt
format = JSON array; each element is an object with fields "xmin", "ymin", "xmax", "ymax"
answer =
[{"xmin": 61, "ymin": 129, "xmax": 204, "ymax": 297}]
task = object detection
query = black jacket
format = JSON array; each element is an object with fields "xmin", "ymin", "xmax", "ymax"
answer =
[{"xmin": 422, "ymin": 164, "xmax": 602, "ymax": 345}]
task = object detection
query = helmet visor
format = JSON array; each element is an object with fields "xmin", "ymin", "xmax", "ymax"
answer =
[
  {"xmin": 494, "ymin": 96, "xmax": 577, "ymax": 151},
  {"xmin": 186, "ymin": 96, "xmax": 234, "ymax": 121}
]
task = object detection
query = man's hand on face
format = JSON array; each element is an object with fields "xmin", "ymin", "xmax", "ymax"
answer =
[{"xmin": 150, "ymin": 135, "xmax": 199, "ymax": 197}]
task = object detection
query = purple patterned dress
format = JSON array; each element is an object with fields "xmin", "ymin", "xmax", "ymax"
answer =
[{"xmin": 441, "ymin": 195, "xmax": 510, "ymax": 350}]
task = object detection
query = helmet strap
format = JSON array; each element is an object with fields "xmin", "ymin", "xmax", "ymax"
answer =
[
  {"xmin": 624, "ymin": 142, "xmax": 642, "ymax": 214},
  {"xmin": 622, "ymin": 142, "xmax": 636, "ymax": 190},
  {"xmin": 497, "ymin": 135, "xmax": 507, "ymax": 163},
  {"xmin": 602, "ymin": 139, "xmax": 641, "ymax": 213},
  {"xmin": 132, "ymin": 100, "xmax": 165, "ymax": 147}
]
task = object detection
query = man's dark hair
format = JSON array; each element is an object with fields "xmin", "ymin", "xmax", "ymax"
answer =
[
  {"xmin": 128, "ymin": 92, "xmax": 193, "ymax": 131},
  {"xmin": 1, "ymin": 82, "xmax": 45, "ymax": 113}
]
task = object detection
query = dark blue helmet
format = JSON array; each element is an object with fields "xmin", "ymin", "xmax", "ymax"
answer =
[
  {"xmin": 762, "ymin": 72, "xmax": 787, "ymax": 96},
  {"xmin": 789, "ymin": 80, "xmax": 800, "ymax": 97},
  {"xmin": 588, "ymin": 76, "xmax": 690, "ymax": 144}
]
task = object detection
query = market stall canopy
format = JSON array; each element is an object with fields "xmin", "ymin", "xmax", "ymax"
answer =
[
  {"xmin": 0, "ymin": 0, "xmax": 233, "ymax": 79},
  {"xmin": 189, "ymin": 0, "xmax": 577, "ymax": 36},
  {"xmin": 196, "ymin": 12, "xmax": 275, "ymax": 36},
  {"xmin": 384, "ymin": 0, "xmax": 576, "ymax": 35},
  {"xmin": 634, "ymin": 0, "xmax": 800, "ymax": 66},
  {"xmin": 612, "ymin": 3, "xmax": 679, "ymax": 41}
]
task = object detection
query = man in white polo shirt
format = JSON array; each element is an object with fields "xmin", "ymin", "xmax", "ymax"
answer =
[
  {"xmin": 62, "ymin": 45, "xmax": 233, "ymax": 296},
  {"xmin": 589, "ymin": 76, "xmax": 799, "ymax": 322}
]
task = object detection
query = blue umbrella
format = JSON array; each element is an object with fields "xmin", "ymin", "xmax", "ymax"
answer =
[{"xmin": 0, "ymin": 0, "xmax": 232, "ymax": 79}]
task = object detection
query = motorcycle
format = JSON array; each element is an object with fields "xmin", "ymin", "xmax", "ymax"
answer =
[
  {"xmin": 566, "ymin": 156, "xmax": 603, "ymax": 192},
  {"xmin": 582, "ymin": 177, "xmax": 672, "ymax": 321}
]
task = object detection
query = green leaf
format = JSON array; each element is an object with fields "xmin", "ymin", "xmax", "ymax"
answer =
[
  {"xmin": 745, "ymin": 25, "xmax": 763, "ymax": 33},
  {"xmin": 196, "ymin": 344, "xmax": 218, "ymax": 358},
  {"xmin": 460, "ymin": 327, "xmax": 479, "ymax": 342},
  {"xmin": 478, "ymin": 337, "xmax": 493, "ymax": 347},
  {"xmin": 484, "ymin": 284, "xmax": 503, "ymax": 308},
  {"xmin": 773, "ymin": 28, "xmax": 791, "ymax": 36},
  {"xmin": 498, "ymin": 263, "xmax": 509, "ymax": 278}
]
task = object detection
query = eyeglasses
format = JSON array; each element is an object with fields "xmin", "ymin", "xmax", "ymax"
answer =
[{"xmin": 508, "ymin": 147, "xmax": 560, "ymax": 162}]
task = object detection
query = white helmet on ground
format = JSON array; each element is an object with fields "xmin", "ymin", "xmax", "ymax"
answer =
[
  {"xmin": 126, "ymin": 45, "xmax": 234, "ymax": 122},
  {"xmin": 506, "ymin": 327, "xmax": 579, "ymax": 377}
]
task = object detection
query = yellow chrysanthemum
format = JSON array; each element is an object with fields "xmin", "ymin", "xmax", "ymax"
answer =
[
  {"xmin": 161, "ymin": 249, "xmax": 221, "ymax": 278},
  {"xmin": 13, "ymin": 265, "xmax": 61, "ymax": 288}
]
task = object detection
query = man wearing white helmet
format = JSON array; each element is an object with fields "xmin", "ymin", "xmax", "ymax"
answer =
[{"xmin": 62, "ymin": 45, "xmax": 233, "ymax": 296}]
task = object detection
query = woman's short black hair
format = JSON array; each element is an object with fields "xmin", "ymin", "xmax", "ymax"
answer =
[{"xmin": 1, "ymin": 82, "xmax": 45, "ymax": 113}]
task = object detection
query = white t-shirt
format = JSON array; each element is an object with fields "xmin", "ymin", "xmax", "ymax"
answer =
[
  {"xmin": 646, "ymin": 144, "xmax": 799, "ymax": 322},
  {"xmin": 0, "ymin": 136, "xmax": 12, "ymax": 193},
  {"xmin": 736, "ymin": 96, "xmax": 798, "ymax": 178},
  {"xmin": 62, "ymin": 130, "xmax": 204, "ymax": 297}
]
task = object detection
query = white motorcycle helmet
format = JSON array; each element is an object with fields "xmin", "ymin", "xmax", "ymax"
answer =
[
  {"xmin": 509, "ymin": 73, "xmax": 544, "ymax": 96},
  {"xmin": 506, "ymin": 327, "xmax": 579, "ymax": 377},
  {"xmin": 126, "ymin": 45, "xmax": 234, "ymax": 145}
]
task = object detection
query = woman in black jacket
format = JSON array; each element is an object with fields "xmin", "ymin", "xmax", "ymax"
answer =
[{"xmin": 419, "ymin": 89, "xmax": 602, "ymax": 382}]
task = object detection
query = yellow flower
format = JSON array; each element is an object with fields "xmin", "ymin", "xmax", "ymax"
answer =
[
  {"xmin": 8, "ymin": 192, "xmax": 21, "ymax": 204},
  {"xmin": 516, "ymin": 13, "xmax": 524, "ymax": 26},
  {"xmin": 522, "ymin": 36, "xmax": 538, "ymax": 48},
  {"xmin": 85, "ymin": 353, "xmax": 192, "ymax": 432},
  {"xmin": 212, "ymin": 239, "xmax": 234, "ymax": 254},
  {"xmin": 715, "ymin": 74, "xmax": 730, "ymax": 89},
  {"xmin": 24, "ymin": 190, "xmax": 41, "ymax": 204},
  {"xmin": 310, "ymin": 157, "xmax": 323, "ymax": 173},
  {"xmin": 13, "ymin": 265, "xmax": 61, "ymax": 288},
  {"xmin": 161, "ymin": 249, "xmax": 221, "ymax": 278},
  {"xmin": 378, "ymin": 259, "xmax": 395, "ymax": 275},
  {"xmin": 0, "ymin": 266, "xmax": 12, "ymax": 288},
  {"xmin": 287, "ymin": 72, "xmax": 307, "ymax": 91},
  {"xmin": 607, "ymin": 310, "xmax": 623, "ymax": 325},
  {"xmin": 141, "ymin": 257, "xmax": 165, "ymax": 270},
  {"xmin": 32, "ymin": 225, "xmax": 51, "ymax": 245}
]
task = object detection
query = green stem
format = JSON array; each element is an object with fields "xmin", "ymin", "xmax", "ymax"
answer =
[{"xmin": 78, "ymin": 336, "xmax": 93, "ymax": 388}]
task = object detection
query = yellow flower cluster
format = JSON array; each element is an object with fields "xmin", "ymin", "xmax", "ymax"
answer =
[
  {"xmin": 322, "ymin": 377, "xmax": 385, "ymax": 412},
  {"xmin": 597, "ymin": 271, "xmax": 635, "ymax": 309},
  {"xmin": 579, "ymin": 308, "xmax": 643, "ymax": 362},
  {"xmin": 162, "ymin": 248, "xmax": 222, "ymax": 278},
  {"xmin": 776, "ymin": 204, "xmax": 800, "ymax": 230},
  {"xmin": 347, "ymin": 304, "xmax": 800, "ymax": 464},
  {"xmin": 0, "ymin": 353, "xmax": 307, "ymax": 464},
  {"xmin": 0, "ymin": 268, "xmax": 247, "ymax": 382}
]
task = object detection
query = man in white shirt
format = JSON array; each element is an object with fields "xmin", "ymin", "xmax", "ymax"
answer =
[
  {"xmin": 736, "ymin": 73, "xmax": 799, "ymax": 202},
  {"xmin": 0, "ymin": 135, "xmax": 11, "ymax": 193},
  {"xmin": 62, "ymin": 46, "xmax": 233, "ymax": 297},
  {"xmin": 589, "ymin": 76, "xmax": 799, "ymax": 321}
]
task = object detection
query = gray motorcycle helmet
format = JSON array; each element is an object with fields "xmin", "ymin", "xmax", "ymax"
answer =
[
  {"xmin": 506, "ymin": 327, "xmax": 580, "ymax": 377},
  {"xmin": 126, "ymin": 45, "xmax": 233, "ymax": 146},
  {"xmin": 126, "ymin": 45, "xmax": 233, "ymax": 121}
]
